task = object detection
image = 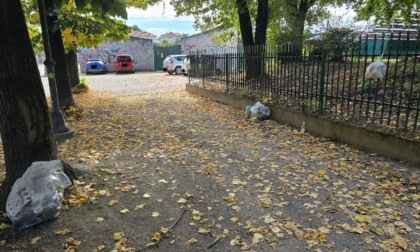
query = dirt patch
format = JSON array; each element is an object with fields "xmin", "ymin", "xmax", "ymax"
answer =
[{"xmin": 0, "ymin": 73, "xmax": 419, "ymax": 251}]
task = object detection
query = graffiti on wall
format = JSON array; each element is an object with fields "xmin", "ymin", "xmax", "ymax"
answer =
[
  {"xmin": 79, "ymin": 38, "xmax": 154, "ymax": 73},
  {"xmin": 185, "ymin": 45, "xmax": 239, "ymax": 56}
]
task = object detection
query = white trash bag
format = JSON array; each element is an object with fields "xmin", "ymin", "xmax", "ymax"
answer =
[
  {"xmin": 365, "ymin": 57, "xmax": 387, "ymax": 80},
  {"xmin": 246, "ymin": 102, "xmax": 270, "ymax": 120},
  {"xmin": 6, "ymin": 160, "xmax": 72, "ymax": 230}
]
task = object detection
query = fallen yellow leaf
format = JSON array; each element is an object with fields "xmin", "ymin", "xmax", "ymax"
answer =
[
  {"xmin": 31, "ymin": 236, "xmax": 41, "ymax": 244},
  {"xmin": 198, "ymin": 228, "xmax": 210, "ymax": 234},
  {"xmin": 55, "ymin": 228, "xmax": 71, "ymax": 235},
  {"xmin": 108, "ymin": 200, "xmax": 118, "ymax": 206},
  {"xmin": 153, "ymin": 232, "xmax": 161, "ymax": 241},
  {"xmin": 318, "ymin": 227, "xmax": 330, "ymax": 234},
  {"xmin": 355, "ymin": 214, "xmax": 372, "ymax": 223},
  {"xmin": 97, "ymin": 245, "xmax": 106, "ymax": 251},
  {"xmin": 135, "ymin": 204, "xmax": 145, "ymax": 210},
  {"xmin": 120, "ymin": 209, "xmax": 129, "ymax": 214},
  {"xmin": 186, "ymin": 238, "xmax": 198, "ymax": 244},
  {"xmin": 113, "ymin": 232, "xmax": 124, "ymax": 240},
  {"xmin": 318, "ymin": 170, "xmax": 326, "ymax": 177},
  {"xmin": 0, "ymin": 223, "xmax": 11, "ymax": 230},
  {"xmin": 152, "ymin": 212, "xmax": 160, "ymax": 217}
]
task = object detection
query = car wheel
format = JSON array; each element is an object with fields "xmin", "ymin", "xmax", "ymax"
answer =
[{"xmin": 175, "ymin": 66, "xmax": 182, "ymax": 75}]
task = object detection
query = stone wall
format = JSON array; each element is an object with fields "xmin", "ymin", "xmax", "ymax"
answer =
[{"xmin": 79, "ymin": 37, "xmax": 154, "ymax": 73}]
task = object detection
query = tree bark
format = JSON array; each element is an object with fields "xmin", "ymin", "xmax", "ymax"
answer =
[
  {"xmin": 255, "ymin": 0, "xmax": 269, "ymax": 46},
  {"xmin": 45, "ymin": 0, "xmax": 76, "ymax": 109},
  {"xmin": 66, "ymin": 50, "xmax": 80, "ymax": 88},
  {"xmin": 286, "ymin": 0, "xmax": 313, "ymax": 56},
  {"xmin": 236, "ymin": 0, "xmax": 256, "ymax": 79},
  {"xmin": 0, "ymin": 0, "xmax": 58, "ymax": 210}
]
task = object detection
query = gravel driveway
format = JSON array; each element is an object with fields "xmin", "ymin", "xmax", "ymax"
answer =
[{"xmin": 40, "ymin": 66, "xmax": 188, "ymax": 97}]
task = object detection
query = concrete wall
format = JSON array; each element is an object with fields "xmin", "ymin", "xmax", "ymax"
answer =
[
  {"xmin": 79, "ymin": 37, "xmax": 154, "ymax": 73},
  {"xmin": 186, "ymin": 85, "xmax": 420, "ymax": 167},
  {"xmin": 181, "ymin": 27, "xmax": 237, "ymax": 54}
]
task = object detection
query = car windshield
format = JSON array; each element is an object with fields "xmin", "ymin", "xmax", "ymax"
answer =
[{"xmin": 117, "ymin": 56, "xmax": 132, "ymax": 62}]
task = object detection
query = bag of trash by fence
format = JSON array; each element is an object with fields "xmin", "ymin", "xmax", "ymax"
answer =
[
  {"xmin": 365, "ymin": 56, "xmax": 387, "ymax": 80},
  {"xmin": 6, "ymin": 160, "xmax": 72, "ymax": 230},
  {"xmin": 246, "ymin": 102, "xmax": 270, "ymax": 120}
]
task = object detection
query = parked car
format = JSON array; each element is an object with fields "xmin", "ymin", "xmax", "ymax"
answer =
[
  {"xmin": 181, "ymin": 57, "xmax": 190, "ymax": 76},
  {"xmin": 115, "ymin": 54, "xmax": 134, "ymax": 73},
  {"xmin": 163, "ymin": 55, "xmax": 187, "ymax": 75},
  {"xmin": 85, "ymin": 59, "xmax": 107, "ymax": 75}
]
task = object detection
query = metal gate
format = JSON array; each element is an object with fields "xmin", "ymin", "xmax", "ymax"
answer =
[{"xmin": 153, "ymin": 45, "xmax": 182, "ymax": 71}]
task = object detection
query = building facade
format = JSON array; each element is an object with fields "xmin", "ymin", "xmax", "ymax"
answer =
[{"xmin": 79, "ymin": 36, "xmax": 154, "ymax": 73}]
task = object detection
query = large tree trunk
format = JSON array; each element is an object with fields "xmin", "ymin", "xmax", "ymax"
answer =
[
  {"xmin": 0, "ymin": 0, "xmax": 58, "ymax": 210},
  {"xmin": 45, "ymin": 0, "xmax": 76, "ymax": 109},
  {"xmin": 255, "ymin": 0, "xmax": 269, "ymax": 46},
  {"xmin": 66, "ymin": 50, "xmax": 80, "ymax": 88},
  {"xmin": 236, "ymin": 0, "xmax": 269, "ymax": 79},
  {"xmin": 286, "ymin": 0, "xmax": 311, "ymax": 57},
  {"xmin": 236, "ymin": 0, "xmax": 256, "ymax": 79}
]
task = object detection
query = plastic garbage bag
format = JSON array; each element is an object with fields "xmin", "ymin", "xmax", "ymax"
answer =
[
  {"xmin": 6, "ymin": 160, "xmax": 72, "ymax": 230},
  {"xmin": 246, "ymin": 102, "xmax": 270, "ymax": 120},
  {"xmin": 365, "ymin": 59, "xmax": 387, "ymax": 79}
]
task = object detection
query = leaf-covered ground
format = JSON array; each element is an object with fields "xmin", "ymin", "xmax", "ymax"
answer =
[{"xmin": 0, "ymin": 73, "xmax": 419, "ymax": 251}]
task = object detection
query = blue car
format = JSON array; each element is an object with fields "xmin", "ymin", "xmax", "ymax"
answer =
[{"xmin": 85, "ymin": 59, "xmax": 107, "ymax": 75}]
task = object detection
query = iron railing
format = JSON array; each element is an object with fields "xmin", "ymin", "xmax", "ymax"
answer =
[{"xmin": 188, "ymin": 32, "xmax": 420, "ymax": 138}]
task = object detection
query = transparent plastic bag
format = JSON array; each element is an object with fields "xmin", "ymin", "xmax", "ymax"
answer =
[
  {"xmin": 6, "ymin": 160, "xmax": 72, "ymax": 230},
  {"xmin": 247, "ymin": 102, "xmax": 270, "ymax": 120},
  {"xmin": 365, "ymin": 59, "xmax": 387, "ymax": 79}
]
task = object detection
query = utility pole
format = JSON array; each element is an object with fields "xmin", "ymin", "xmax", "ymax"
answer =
[{"xmin": 38, "ymin": 0, "xmax": 74, "ymax": 141}]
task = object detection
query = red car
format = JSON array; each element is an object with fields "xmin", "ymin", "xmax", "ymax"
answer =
[{"xmin": 115, "ymin": 54, "xmax": 134, "ymax": 73}]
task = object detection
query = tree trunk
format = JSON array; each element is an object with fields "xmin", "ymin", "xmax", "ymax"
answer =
[
  {"xmin": 286, "ymin": 0, "xmax": 311, "ymax": 57},
  {"xmin": 255, "ymin": 0, "xmax": 269, "ymax": 46},
  {"xmin": 0, "ymin": 0, "xmax": 58, "ymax": 210},
  {"xmin": 66, "ymin": 50, "xmax": 80, "ymax": 88},
  {"xmin": 45, "ymin": 0, "xmax": 76, "ymax": 109},
  {"xmin": 236, "ymin": 0, "xmax": 256, "ymax": 79}
]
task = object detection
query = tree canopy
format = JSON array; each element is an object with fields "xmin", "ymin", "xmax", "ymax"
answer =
[{"xmin": 352, "ymin": 0, "xmax": 419, "ymax": 25}]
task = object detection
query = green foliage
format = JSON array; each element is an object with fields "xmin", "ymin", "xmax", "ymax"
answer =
[
  {"xmin": 132, "ymin": 24, "xmax": 140, "ymax": 31},
  {"xmin": 55, "ymin": 0, "xmax": 128, "ymax": 19},
  {"xmin": 22, "ymin": 0, "xmax": 132, "ymax": 52},
  {"xmin": 72, "ymin": 77, "xmax": 90, "ymax": 93},
  {"xmin": 27, "ymin": 25, "xmax": 44, "ymax": 55},
  {"xmin": 267, "ymin": 0, "xmax": 337, "ymax": 46},
  {"xmin": 352, "ymin": 0, "xmax": 419, "ymax": 25},
  {"xmin": 161, "ymin": 40, "xmax": 175, "ymax": 47}
]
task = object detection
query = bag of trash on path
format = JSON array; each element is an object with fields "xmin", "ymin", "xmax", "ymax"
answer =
[
  {"xmin": 365, "ymin": 58, "xmax": 387, "ymax": 80},
  {"xmin": 6, "ymin": 160, "xmax": 72, "ymax": 230},
  {"xmin": 246, "ymin": 102, "xmax": 270, "ymax": 120}
]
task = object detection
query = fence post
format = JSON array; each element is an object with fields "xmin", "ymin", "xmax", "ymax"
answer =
[
  {"xmin": 319, "ymin": 48, "xmax": 326, "ymax": 114},
  {"xmin": 259, "ymin": 46, "xmax": 265, "ymax": 101},
  {"xmin": 225, "ymin": 54, "xmax": 229, "ymax": 94}
]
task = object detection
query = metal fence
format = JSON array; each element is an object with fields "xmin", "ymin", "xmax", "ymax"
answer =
[{"xmin": 188, "ymin": 31, "xmax": 420, "ymax": 139}]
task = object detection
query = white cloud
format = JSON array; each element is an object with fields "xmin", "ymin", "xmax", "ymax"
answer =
[{"xmin": 127, "ymin": 0, "xmax": 194, "ymax": 21}]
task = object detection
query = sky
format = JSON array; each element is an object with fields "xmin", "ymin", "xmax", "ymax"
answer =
[
  {"xmin": 125, "ymin": 3, "xmax": 368, "ymax": 38},
  {"xmin": 126, "ymin": 0, "xmax": 198, "ymax": 37}
]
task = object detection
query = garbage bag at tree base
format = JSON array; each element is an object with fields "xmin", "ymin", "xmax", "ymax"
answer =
[
  {"xmin": 6, "ymin": 160, "xmax": 72, "ymax": 230},
  {"xmin": 246, "ymin": 102, "xmax": 270, "ymax": 120}
]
